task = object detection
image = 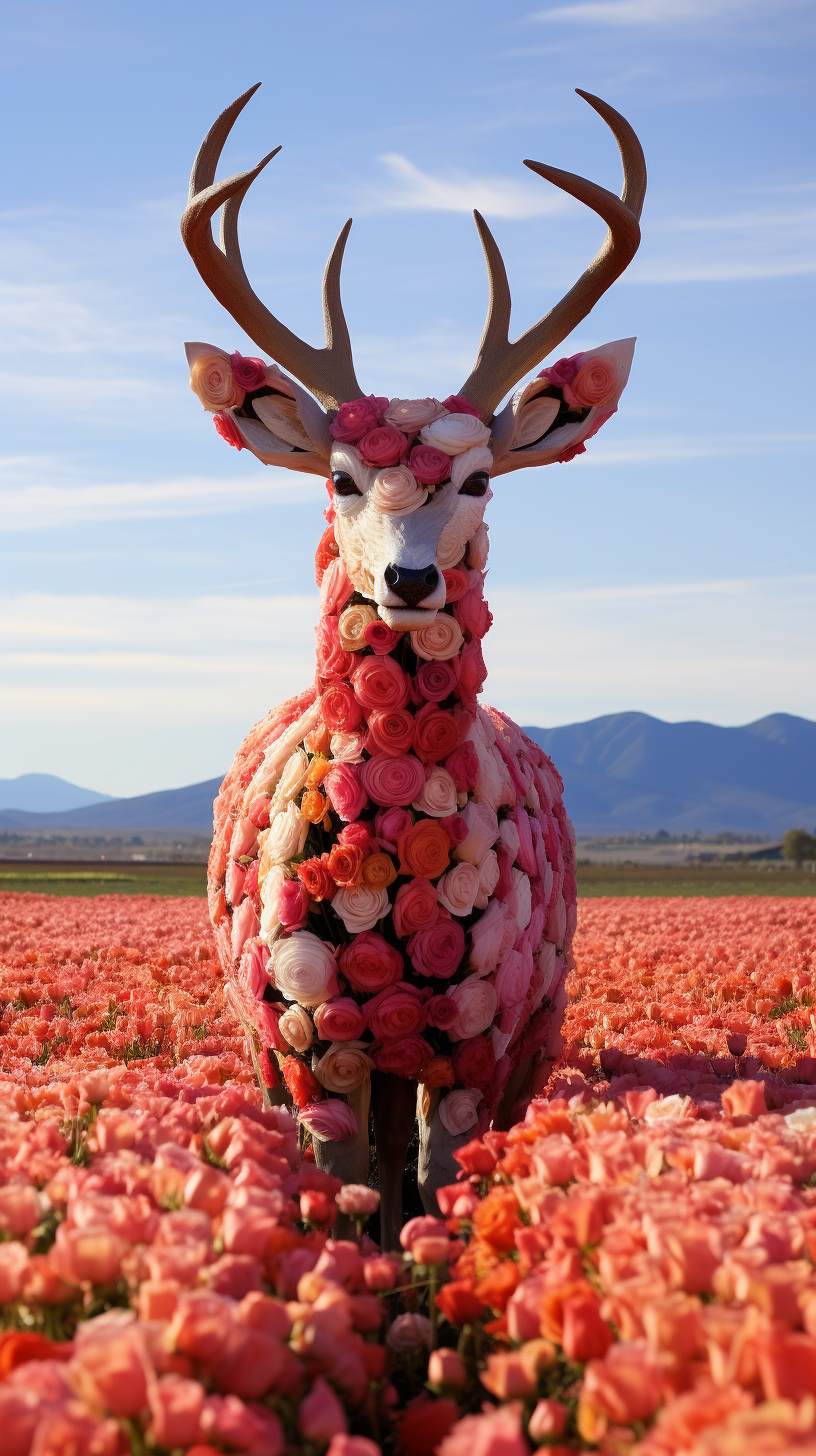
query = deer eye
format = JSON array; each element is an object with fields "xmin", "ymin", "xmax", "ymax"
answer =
[
  {"xmin": 332, "ymin": 470, "xmax": 361, "ymax": 497},
  {"xmin": 459, "ymin": 470, "xmax": 489, "ymax": 496}
]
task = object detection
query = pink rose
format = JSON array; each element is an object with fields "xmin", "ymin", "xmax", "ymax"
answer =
[
  {"xmin": 319, "ymin": 558, "xmax": 354, "ymax": 616},
  {"xmin": 299, "ymin": 1100, "xmax": 358, "ymax": 1141},
  {"xmin": 443, "ymin": 567, "xmax": 470, "ymax": 603},
  {"xmin": 426, "ymin": 994, "xmax": 459, "ymax": 1030},
  {"xmin": 440, "ymin": 812, "xmax": 468, "ymax": 846},
  {"xmin": 316, "ymin": 615, "xmax": 355, "ymax": 680},
  {"xmin": 413, "ymin": 703, "xmax": 461, "ymax": 763},
  {"xmin": 313, "ymin": 997, "xmax": 366, "ymax": 1041},
  {"xmin": 384, "ymin": 397, "xmax": 446, "ymax": 431},
  {"xmin": 374, "ymin": 805, "xmax": 413, "ymax": 851},
  {"xmin": 370, "ymin": 465, "xmax": 427, "ymax": 515},
  {"xmin": 372, "ymin": 1036, "xmax": 434, "ymax": 1078},
  {"xmin": 444, "ymin": 741, "xmax": 479, "ymax": 793},
  {"xmin": 360, "ymin": 753, "xmax": 426, "ymax": 807},
  {"xmin": 214, "ymin": 412, "xmax": 244, "ymax": 449},
  {"xmin": 329, "ymin": 395, "xmax": 388, "ymax": 443},
  {"xmin": 352, "ymin": 655, "xmax": 409, "ymax": 711},
  {"xmin": 230, "ymin": 351, "xmax": 268, "ymax": 391},
  {"xmin": 408, "ymin": 445, "xmax": 452, "ymax": 485},
  {"xmin": 364, "ymin": 620, "xmax": 401, "ymax": 655},
  {"xmin": 367, "ymin": 707, "xmax": 415, "ymax": 757},
  {"xmin": 323, "ymin": 762, "xmax": 367, "ymax": 822},
  {"xmin": 338, "ymin": 819, "xmax": 376, "ymax": 857},
  {"xmin": 358, "ymin": 426, "xmax": 408, "ymax": 467},
  {"xmin": 454, "ymin": 582, "xmax": 492, "ymax": 640},
  {"xmin": 416, "ymin": 659, "xmax": 460, "ymax": 703},
  {"xmin": 364, "ymin": 983, "xmax": 428, "ymax": 1041},
  {"xmin": 393, "ymin": 877, "xmax": 440, "ymax": 937},
  {"xmin": 321, "ymin": 682, "xmax": 364, "ymax": 733},
  {"xmin": 458, "ymin": 639, "xmax": 487, "ymax": 704},
  {"xmin": 339, "ymin": 930, "xmax": 404, "ymax": 994},
  {"xmin": 564, "ymin": 354, "xmax": 618, "ymax": 408},
  {"xmin": 445, "ymin": 977, "xmax": 497, "ymax": 1039},
  {"xmin": 538, "ymin": 355, "xmax": 579, "ymax": 387},
  {"xmin": 408, "ymin": 920, "xmax": 465, "ymax": 978},
  {"xmin": 441, "ymin": 394, "xmax": 482, "ymax": 419},
  {"xmin": 278, "ymin": 879, "xmax": 310, "ymax": 931},
  {"xmin": 436, "ymin": 1402, "xmax": 527, "ymax": 1456},
  {"xmin": 452, "ymin": 1035, "xmax": 495, "ymax": 1091},
  {"xmin": 300, "ymin": 1377, "xmax": 348, "ymax": 1443}
]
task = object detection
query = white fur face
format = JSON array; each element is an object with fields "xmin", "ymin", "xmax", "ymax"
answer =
[{"xmin": 330, "ymin": 443, "xmax": 493, "ymax": 629}]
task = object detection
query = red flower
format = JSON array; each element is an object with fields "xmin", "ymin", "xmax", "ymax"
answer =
[
  {"xmin": 297, "ymin": 856, "xmax": 335, "ymax": 902},
  {"xmin": 213, "ymin": 412, "xmax": 244, "ymax": 449},
  {"xmin": 281, "ymin": 1056, "xmax": 322, "ymax": 1109},
  {"xmin": 435, "ymin": 1280, "xmax": 486, "ymax": 1325},
  {"xmin": 441, "ymin": 394, "xmax": 481, "ymax": 418}
]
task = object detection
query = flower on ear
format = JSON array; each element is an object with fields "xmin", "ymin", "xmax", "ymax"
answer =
[{"xmin": 214, "ymin": 413, "xmax": 244, "ymax": 450}]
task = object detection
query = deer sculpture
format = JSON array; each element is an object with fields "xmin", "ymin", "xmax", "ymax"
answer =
[{"xmin": 183, "ymin": 84, "xmax": 646, "ymax": 1250}]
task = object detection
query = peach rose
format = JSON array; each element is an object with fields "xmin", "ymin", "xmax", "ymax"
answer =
[
  {"xmin": 279, "ymin": 1003, "xmax": 314, "ymax": 1052},
  {"xmin": 332, "ymin": 884, "xmax": 391, "ymax": 933},
  {"xmin": 413, "ymin": 766, "xmax": 458, "ymax": 818},
  {"xmin": 437, "ymin": 861, "xmax": 480, "ymax": 917},
  {"xmin": 361, "ymin": 852, "xmax": 398, "ymax": 889},
  {"xmin": 370, "ymin": 466, "xmax": 427, "ymax": 516},
  {"xmin": 338, "ymin": 603, "xmax": 379, "ymax": 652},
  {"xmin": 190, "ymin": 352, "xmax": 244, "ymax": 412},
  {"xmin": 438, "ymin": 1087, "xmax": 483, "ymax": 1136},
  {"xmin": 330, "ymin": 730, "xmax": 367, "ymax": 763},
  {"xmin": 564, "ymin": 355, "xmax": 618, "ymax": 408},
  {"xmin": 420, "ymin": 413, "xmax": 491, "ymax": 454},
  {"xmin": 313, "ymin": 1040, "xmax": 374, "ymax": 1094},
  {"xmin": 384, "ymin": 397, "xmax": 446, "ymax": 431},
  {"xmin": 411, "ymin": 616, "xmax": 464, "ymax": 662}
]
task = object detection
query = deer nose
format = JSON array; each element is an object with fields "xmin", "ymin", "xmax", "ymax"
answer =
[{"xmin": 384, "ymin": 564, "xmax": 440, "ymax": 609}]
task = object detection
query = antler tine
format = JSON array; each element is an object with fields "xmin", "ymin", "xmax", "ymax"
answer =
[
  {"xmin": 181, "ymin": 87, "xmax": 362, "ymax": 412},
  {"xmin": 459, "ymin": 91, "xmax": 646, "ymax": 423}
]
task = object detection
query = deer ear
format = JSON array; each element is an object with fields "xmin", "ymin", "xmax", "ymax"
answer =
[
  {"xmin": 490, "ymin": 338, "xmax": 636, "ymax": 477},
  {"xmin": 185, "ymin": 341, "xmax": 229, "ymax": 368},
  {"xmin": 236, "ymin": 364, "xmax": 333, "ymax": 474}
]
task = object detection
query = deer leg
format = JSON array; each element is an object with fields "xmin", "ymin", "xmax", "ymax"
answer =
[
  {"xmin": 371, "ymin": 1072, "xmax": 417, "ymax": 1252},
  {"xmin": 313, "ymin": 1079, "xmax": 371, "ymax": 1189}
]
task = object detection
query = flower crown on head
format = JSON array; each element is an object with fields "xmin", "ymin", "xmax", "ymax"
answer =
[{"xmin": 186, "ymin": 339, "xmax": 630, "ymax": 470}]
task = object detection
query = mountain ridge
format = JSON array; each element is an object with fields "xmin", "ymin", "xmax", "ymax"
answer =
[{"xmin": 1, "ymin": 712, "xmax": 813, "ymax": 838}]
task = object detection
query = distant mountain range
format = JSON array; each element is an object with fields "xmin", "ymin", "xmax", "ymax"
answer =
[
  {"xmin": 1, "ymin": 712, "xmax": 814, "ymax": 839},
  {"xmin": 0, "ymin": 774, "xmax": 113, "ymax": 813}
]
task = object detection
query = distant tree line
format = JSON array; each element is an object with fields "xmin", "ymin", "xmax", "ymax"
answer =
[{"xmin": 783, "ymin": 829, "xmax": 816, "ymax": 867}]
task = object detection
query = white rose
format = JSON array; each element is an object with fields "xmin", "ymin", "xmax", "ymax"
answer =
[
  {"xmin": 466, "ymin": 523, "xmax": 489, "ymax": 571},
  {"xmin": 271, "ymin": 931, "xmax": 339, "ymax": 1007},
  {"xmin": 420, "ymin": 413, "xmax": 491, "ymax": 455},
  {"xmin": 538, "ymin": 942, "xmax": 557, "ymax": 999},
  {"xmin": 413, "ymin": 766, "xmax": 458, "ymax": 818},
  {"xmin": 261, "ymin": 802, "xmax": 308, "ymax": 874},
  {"xmin": 469, "ymin": 733, "xmax": 504, "ymax": 814},
  {"xmin": 313, "ymin": 1040, "xmax": 374, "ymax": 1094},
  {"xmin": 438, "ymin": 1087, "xmax": 482, "ymax": 1136},
  {"xmin": 243, "ymin": 699, "xmax": 322, "ymax": 804},
  {"xmin": 384, "ymin": 397, "xmax": 446, "ymax": 431},
  {"xmin": 437, "ymin": 862, "xmax": 480, "ymax": 917},
  {"xmin": 259, "ymin": 864, "xmax": 286, "ymax": 943},
  {"xmin": 445, "ymin": 978, "xmax": 497, "ymax": 1040},
  {"xmin": 454, "ymin": 800, "xmax": 499, "ymax": 867},
  {"xmin": 275, "ymin": 749, "xmax": 309, "ymax": 804},
  {"xmin": 332, "ymin": 884, "xmax": 391, "ymax": 934},
  {"xmin": 279, "ymin": 1003, "xmax": 314, "ymax": 1052},
  {"xmin": 468, "ymin": 900, "xmax": 510, "ymax": 976}
]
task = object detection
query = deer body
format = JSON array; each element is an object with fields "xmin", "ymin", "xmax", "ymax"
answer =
[{"xmin": 184, "ymin": 85, "xmax": 645, "ymax": 1245}]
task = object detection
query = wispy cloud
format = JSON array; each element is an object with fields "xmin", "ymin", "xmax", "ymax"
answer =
[
  {"xmin": 526, "ymin": 0, "xmax": 794, "ymax": 28},
  {"xmin": 0, "ymin": 468, "xmax": 324, "ymax": 531},
  {"xmin": 363, "ymin": 154, "xmax": 574, "ymax": 219},
  {"xmin": 633, "ymin": 197, "xmax": 816, "ymax": 282}
]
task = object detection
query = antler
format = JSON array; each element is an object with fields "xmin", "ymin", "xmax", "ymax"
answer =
[
  {"xmin": 460, "ymin": 91, "xmax": 647, "ymax": 423},
  {"xmin": 181, "ymin": 84, "xmax": 362, "ymax": 412}
]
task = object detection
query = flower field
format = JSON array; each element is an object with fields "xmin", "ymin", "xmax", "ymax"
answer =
[{"xmin": 1, "ymin": 890, "xmax": 815, "ymax": 1456}]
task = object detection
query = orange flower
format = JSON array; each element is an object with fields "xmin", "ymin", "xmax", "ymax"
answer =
[
  {"xmin": 327, "ymin": 842, "xmax": 364, "ymax": 887},
  {"xmin": 304, "ymin": 721, "xmax": 332, "ymax": 755},
  {"xmin": 305, "ymin": 753, "xmax": 331, "ymax": 788},
  {"xmin": 301, "ymin": 788, "xmax": 327, "ymax": 823},
  {"xmin": 361, "ymin": 852, "xmax": 397, "ymax": 890},
  {"xmin": 434, "ymin": 1279, "xmax": 486, "ymax": 1326},
  {"xmin": 397, "ymin": 819, "xmax": 451, "ymax": 880},
  {"xmin": 417, "ymin": 1055, "xmax": 455, "ymax": 1088},
  {"xmin": 471, "ymin": 1187, "xmax": 522, "ymax": 1254},
  {"xmin": 476, "ymin": 1259, "xmax": 522, "ymax": 1312}
]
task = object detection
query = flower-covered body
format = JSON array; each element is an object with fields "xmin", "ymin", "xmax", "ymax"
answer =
[{"xmin": 207, "ymin": 440, "xmax": 579, "ymax": 1178}]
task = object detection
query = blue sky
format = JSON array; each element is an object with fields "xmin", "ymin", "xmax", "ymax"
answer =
[{"xmin": 1, "ymin": 0, "xmax": 814, "ymax": 796}]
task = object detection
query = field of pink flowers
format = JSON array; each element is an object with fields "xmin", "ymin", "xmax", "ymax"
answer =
[{"xmin": 1, "ymin": 891, "xmax": 815, "ymax": 1456}]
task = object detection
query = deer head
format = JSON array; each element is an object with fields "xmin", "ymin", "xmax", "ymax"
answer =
[{"xmin": 182, "ymin": 86, "xmax": 646, "ymax": 629}]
